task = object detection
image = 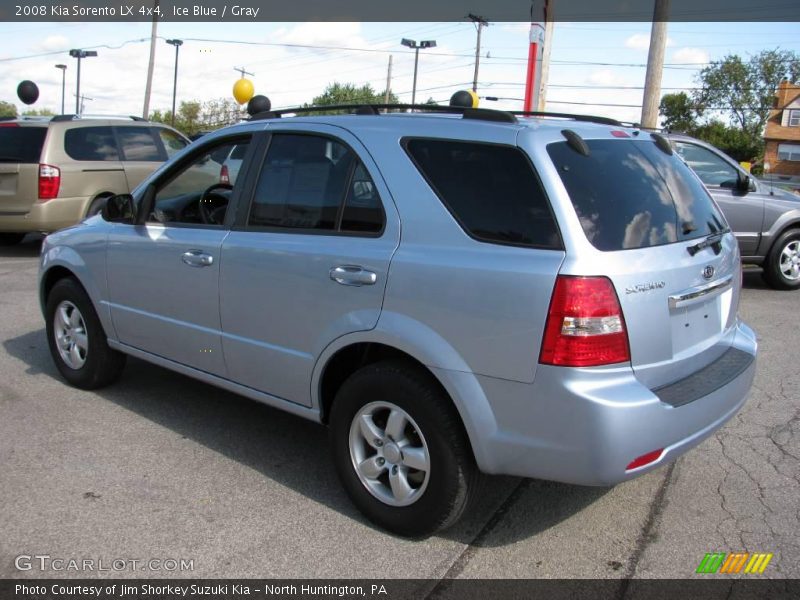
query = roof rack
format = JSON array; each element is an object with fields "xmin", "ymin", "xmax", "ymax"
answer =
[
  {"xmin": 0, "ymin": 115, "xmax": 52, "ymax": 122},
  {"xmin": 510, "ymin": 111, "xmax": 623, "ymax": 127},
  {"xmin": 50, "ymin": 114, "xmax": 148, "ymax": 122},
  {"xmin": 248, "ymin": 103, "xmax": 631, "ymax": 129},
  {"xmin": 250, "ymin": 103, "xmax": 518, "ymax": 124}
]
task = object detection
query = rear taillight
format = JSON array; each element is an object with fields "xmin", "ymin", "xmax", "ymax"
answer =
[
  {"xmin": 220, "ymin": 164, "xmax": 230, "ymax": 184},
  {"xmin": 539, "ymin": 275, "xmax": 631, "ymax": 367},
  {"xmin": 38, "ymin": 164, "xmax": 60, "ymax": 200}
]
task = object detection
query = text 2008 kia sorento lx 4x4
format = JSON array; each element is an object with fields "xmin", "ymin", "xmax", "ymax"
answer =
[{"xmin": 38, "ymin": 105, "xmax": 757, "ymax": 536}]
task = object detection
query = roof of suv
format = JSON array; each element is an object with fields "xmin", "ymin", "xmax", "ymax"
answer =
[
  {"xmin": 0, "ymin": 115, "xmax": 161, "ymax": 128},
  {"xmin": 217, "ymin": 106, "xmax": 646, "ymax": 144}
]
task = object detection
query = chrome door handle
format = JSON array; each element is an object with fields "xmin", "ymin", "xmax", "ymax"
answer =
[
  {"xmin": 181, "ymin": 250, "xmax": 214, "ymax": 267},
  {"xmin": 330, "ymin": 265, "xmax": 377, "ymax": 286}
]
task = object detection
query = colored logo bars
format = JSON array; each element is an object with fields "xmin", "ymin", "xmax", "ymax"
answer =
[{"xmin": 696, "ymin": 552, "xmax": 773, "ymax": 574}]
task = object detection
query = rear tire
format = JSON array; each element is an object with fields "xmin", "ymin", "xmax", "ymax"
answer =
[
  {"xmin": 763, "ymin": 229, "xmax": 800, "ymax": 290},
  {"xmin": 330, "ymin": 360, "xmax": 476, "ymax": 537},
  {"xmin": 45, "ymin": 277, "xmax": 126, "ymax": 389},
  {"xmin": 0, "ymin": 233, "xmax": 26, "ymax": 246}
]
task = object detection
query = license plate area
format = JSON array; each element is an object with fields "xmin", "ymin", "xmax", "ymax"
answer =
[{"xmin": 669, "ymin": 288, "xmax": 733, "ymax": 356}]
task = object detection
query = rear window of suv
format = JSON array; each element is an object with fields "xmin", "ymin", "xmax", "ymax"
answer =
[
  {"xmin": 0, "ymin": 126, "xmax": 46, "ymax": 163},
  {"xmin": 405, "ymin": 139, "xmax": 562, "ymax": 249},
  {"xmin": 547, "ymin": 138, "xmax": 727, "ymax": 251}
]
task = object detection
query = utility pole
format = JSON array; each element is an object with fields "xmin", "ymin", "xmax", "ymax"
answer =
[
  {"xmin": 384, "ymin": 55, "xmax": 393, "ymax": 104},
  {"xmin": 641, "ymin": 0, "xmax": 670, "ymax": 128},
  {"xmin": 468, "ymin": 14, "xmax": 489, "ymax": 92},
  {"xmin": 537, "ymin": 19, "xmax": 554, "ymax": 111},
  {"xmin": 142, "ymin": 0, "xmax": 159, "ymax": 119},
  {"xmin": 234, "ymin": 66, "xmax": 254, "ymax": 79},
  {"xmin": 74, "ymin": 93, "xmax": 93, "ymax": 116}
]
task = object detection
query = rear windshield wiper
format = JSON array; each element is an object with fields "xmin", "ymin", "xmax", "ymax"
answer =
[
  {"xmin": 687, "ymin": 229, "xmax": 730, "ymax": 256},
  {"xmin": 0, "ymin": 156, "xmax": 24, "ymax": 162}
]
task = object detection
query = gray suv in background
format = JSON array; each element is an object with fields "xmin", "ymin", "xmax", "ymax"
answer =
[
  {"xmin": 39, "ymin": 106, "xmax": 757, "ymax": 536},
  {"xmin": 668, "ymin": 133, "xmax": 800, "ymax": 289}
]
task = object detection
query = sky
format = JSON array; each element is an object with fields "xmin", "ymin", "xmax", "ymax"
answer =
[{"xmin": 1, "ymin": 20, "xmax": 799, "ymax": 124}]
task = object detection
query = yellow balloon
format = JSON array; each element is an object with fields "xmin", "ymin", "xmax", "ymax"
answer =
[{"xmin": 233, "ymin": 78, "xmax": 255, "ymax": 105}]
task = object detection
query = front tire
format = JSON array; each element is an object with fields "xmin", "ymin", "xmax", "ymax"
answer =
[
  {"xmin": 330, "ymin": 360, "xmax": 476, "ymax": 537},
  {"xmin": 45, "ymin": 278, "xmax": 126, "ymax": 389},
  {"xmin": 763, "ymin": 229, "xmax": 800, "ymax": 290}
]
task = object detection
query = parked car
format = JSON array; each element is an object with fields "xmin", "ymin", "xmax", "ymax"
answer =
[
  {"xmin": 666, "ymin": 133, "xmax": 800, "ymax": 289},
  {"xmin": 39, "ymin": 106, "xmax": 757, "ymax": 536},
  {"xmin": 0, "ymin": 115, "xmax": 190, "ymax": 244},
  {"xmin": 219, "ymin": 143, "xmax": 248, "ymax": 185}
]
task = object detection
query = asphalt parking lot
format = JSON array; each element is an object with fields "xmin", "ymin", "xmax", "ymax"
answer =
[{"xmin": 1, "ymin": 235, "xmax": 798, "ymax": 584}]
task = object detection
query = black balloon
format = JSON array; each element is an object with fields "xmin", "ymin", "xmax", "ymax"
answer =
[
  {"xmin": 247, "ymin": 95, "xmax": 271, "ymax": 116},
  {"xmin": 449, "ymin": 90, "xmax": 475, "ymax": 108},
  {"xmin": 17, "ymin": 80, "xmax": 39, "ymax": 105}
]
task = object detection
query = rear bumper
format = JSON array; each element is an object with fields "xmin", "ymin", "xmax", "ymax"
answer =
[
  {"xmin": 451, "ymin": 319, "xmax": 757, "ymax": 485},
  {"xmin": 0, "ymin": 196, "xmax": 90, "ymax": 233}
]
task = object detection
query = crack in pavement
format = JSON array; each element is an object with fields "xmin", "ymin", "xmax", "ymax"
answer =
[
  {"xmin": 618, "ymin": 460, "xmax": 676, "ymax": 596},
  {"xmin": 424, "ymin": 478, "xmax": 531, "ymax": 598}
]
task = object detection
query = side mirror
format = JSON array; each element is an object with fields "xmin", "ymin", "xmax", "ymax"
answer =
[
  {"xmin": 736, "ymin": 172, "xmax": 751, "ymax": 193},
  {"xmin": 100, "ymin": 194, "xmax": 136, "ymax": 223}
]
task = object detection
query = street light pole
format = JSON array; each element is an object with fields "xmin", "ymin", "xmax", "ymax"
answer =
[
  {"xmin": 166, "ymin": 39, "xmax": 183, "ymax": 126},
  {"xmin": 68, "ymin": 49, "xmax": 97, "ymax": 114},
  {"xmin": 401, "ymin": 38, "xmax": 436, "ymax": 105},
  {"xmin": 55, "ymin": 64, "xmax": 67, "ymax": 114}
]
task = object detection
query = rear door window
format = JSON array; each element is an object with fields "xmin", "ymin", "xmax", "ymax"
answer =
[
  {"xmin": 248, "ymin": 133, "xmax": 384, "ymax": 235},
  {"xmin": 0, "ymin": 126, "xmax": 46, "ymax": 163},
  {"xmin": 404, "ymin": 139, "xmax": 561, "ymax": 249},
  {"xmin": 117, "ymin": 127, "xmax": 163, "ymax": 161},
  {"xmin": 64, "ymin": 126, "xmax": 119, "ymax": 161},
  {"xmin": 547, "ymin": 139, "xmax": 727, "ymax": 251}
]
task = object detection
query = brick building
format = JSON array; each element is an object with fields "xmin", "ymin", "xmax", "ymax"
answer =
[{"xmin": 764, "ymin": 79, "xmax": 800, "ymax": 181}]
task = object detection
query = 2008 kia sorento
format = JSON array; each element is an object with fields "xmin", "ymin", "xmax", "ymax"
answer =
[{"xmin": 39, "ymin": 104, "xmax": 757, "ymax": 537}]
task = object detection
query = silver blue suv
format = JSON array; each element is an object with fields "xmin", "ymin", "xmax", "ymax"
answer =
[{"xmin": 39, "ymin": 105, "xmax": 757, "ymax": 536}]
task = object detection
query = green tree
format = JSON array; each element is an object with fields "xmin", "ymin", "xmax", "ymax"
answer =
[
  {"xmin": 658, "ymin": 92, "xmax": 700, "ymax": 132},
  {"xmin": 692, "ymin": 120, "xmax": 764, "ymax": 163},
  {"xmin": 22, "ymin": 108, "xmax": 55, "ymax": 117},
  {"xmin": 693, "ymin": 49, "xmax": 800, "ymax": 139},
  {"xmin": 306, "ymin": 82, "xmax": 399, "ymax": 113},
  {"xmin": 177, "ymin": 101, "xmax": 202, "ymax": 135},
  {"xmin": 201, "ymin": 98, "xmax": 246, "ymax": 129},
  {"xmin": 0, "ymin": 101, "xmax": 17, "ymax": 117}
]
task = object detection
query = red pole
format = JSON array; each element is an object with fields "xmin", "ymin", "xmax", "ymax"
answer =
[
  {"xmin": 523, "ymin": 35, "xmax": 539, "ymax": 112},
  {"xmin": 523, "ymin": 23, "xmax": 545, "ymax": 112}
]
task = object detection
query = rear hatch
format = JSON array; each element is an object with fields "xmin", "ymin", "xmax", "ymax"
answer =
[
  {"xmin": 544, "ymin": 133, "xmax": 740, "ymax": 388},
  {"xmin": 0, "ymin": 123, "xmax": 47, "ymax": 214}
]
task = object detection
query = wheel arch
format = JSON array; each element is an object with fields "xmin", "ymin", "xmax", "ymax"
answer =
[
  {"xmin": 84, "ymin": 192, "xmax": 115, "ymax": 217},
  {"xmin": 312, "ymin": 322, "xmax": 500, "ymax": 473},
  {"xmin": 760, "ymin": 210, "xmax": 800, "ymax": 256},
  {"xmin": 39, "ymin": 243, "xmax": 115, "ymax": 341}
]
